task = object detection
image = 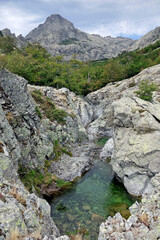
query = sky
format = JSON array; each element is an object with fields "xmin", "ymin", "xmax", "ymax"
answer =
[{"xmin": 0, "ymin": 0, "xmax": 160, "ymax": 39}]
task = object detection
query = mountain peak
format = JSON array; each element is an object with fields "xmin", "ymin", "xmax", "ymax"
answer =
[
  {"xmin": 46, "ymin": 14, "xmax": 66, "ymax": 21},
  {"xmin": 25, "ymin": 14, "xmax": 135, "ymax": 61},
  {"xmin": 44, "ymin": 13, "xmax": 75, "ymax": 30},
  {"xmin": 1, "ymin": 28, "xmax": 16, "ymax": 38},
  {"xmin": 25, "ymin": 13, "xmax": 86, "ymax": 45}
]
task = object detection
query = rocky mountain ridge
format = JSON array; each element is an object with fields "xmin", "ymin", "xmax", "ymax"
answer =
[
  {"xmin": 129, "ymin": 26, "xmax": 160, "ymax": 51},
  {"xmin": 1, "ymin": 14, "xmax": 135, "ymax": 61},
  {"xmin": 2, "ymin": 14, "xmax": 160, "ymax": 61}
]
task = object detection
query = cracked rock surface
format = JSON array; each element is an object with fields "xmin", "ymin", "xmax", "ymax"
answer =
[
  {"xmin": 1, "ymin": 63, "xmax": 160, "ymax": 239},
  {"xmin": 87, "ymin": 64, "xmax": 160, "ymax": 196}
]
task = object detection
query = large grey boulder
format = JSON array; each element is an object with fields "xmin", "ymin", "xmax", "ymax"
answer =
[
  {"xmin": 50, "ymin": 142, "xmax": 97, "ymax": 181},
  {"xmin": 100, "ymin": 138, "xmax": 114, "ymax": 160},
  {"xmin": 111, "ymin": 96, "xmax": 160, "ymax": 196},
  {"xmin": 98, "ymin": 174, "xmax": 160, "ymax": 240}
]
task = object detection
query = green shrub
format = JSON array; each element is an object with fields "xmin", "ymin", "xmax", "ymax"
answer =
[
  {"xmin": 135, "ymin": 80, "xmax": 158, "ymax": 102},
  {"xmin": 50, "ymin": 109, "xmax": 67, "ymax": 124},
  {"xmin": 35, "ymin": 106, "xmax": 42, "ymax": 119},
  {"xmin": 46, "ymin": 97, "xmax": 55, "ymax": 108},
  {"xmin": 61, "ymin": 148, "xmax": 73, "ymax": 157},
  {"xmin": 32, "ymin": 92, "xmax": 67, "ymax": 124},
  {"xmin": 18, "ymin": 166, "xmax": 44, "ymax": 193},
  {"xmin": 32, "ymin": 90, "xmax": 44, "ymax": 104},
  {"xmin": 43, "ymin": 175, "xmax": 52, "ymax": 185},
  {"xmin": 0, "ymin": 36, "xmax": 16, "ymax": 53},
  {"xmin": 56, "ymin": 179, "xmax": 71, "ymax": 188},
  {"xmin": 53, "ymin": 139, "xmax": 62, "ymax": 161},
  {"xmin": 53, "ymin": 139, "xmax": 73, "ymax": 161},
  {"xmin": 18, "ymin": 164, "xmax": 54, "ymax": 194}
]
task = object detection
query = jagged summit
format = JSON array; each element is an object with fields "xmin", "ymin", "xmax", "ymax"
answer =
[{"xmin": 25, "ymin": 14, "xmax": 88, "ymax": 45}]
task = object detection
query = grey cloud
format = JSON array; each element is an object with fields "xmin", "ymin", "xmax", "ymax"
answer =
[{"xmin": 0, "ymin": 0, "xmax": 160, "ymax": 39}]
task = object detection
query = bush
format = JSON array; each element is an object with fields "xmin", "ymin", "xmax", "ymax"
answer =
[
  {"xmin": 18, "ymin": 166, "xmax": 44, "ymax": 193},
  {"xmin": 53, "ymin": 139, "xmax": 72, "ymax": 161},
  {"xmin": 18, "ymin": 165, "xmax": 53, "ymax": 194},
  {"xmin": 35, "ymin": 106, "xmax": 42, "ymax": 119},
  {"xmin": 31, "ymin": 91, "xmax": 67, "ymax": 124},
  {"xmin": 32, "ymin": 90, "xmax": 44, "ymax": 104},
  {"xmin": 135, "ymin": 80, "xmax": 158, "ymax": 102},
  {"xmin": 48, "ymin": 108, "xmax": 67, "ymax": 124},
  {"xmin": 56, "ymin": 179, "xmax": 71, "ymax": 188},
  {"xmin": 0, "ymin": 36, "xmax": 16, "ymax": 53}
]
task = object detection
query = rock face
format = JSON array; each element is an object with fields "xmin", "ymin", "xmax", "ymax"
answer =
[
  {"xmin": 100, "ymin": 138, "xmax": 114, "ymax": 161},
  {"xmin": 1, "ymin": 62, "xmax": 160, "ymax": 239},
  {"xmin": 0, "ymin": 69, "xmax": 53, "ymax": 169},
  {"xmin": 25, "ymin": 14, "xmax": 135, "ymax": 61},
  {"xmin": 0, "ymin": 69, "xmax": 94, "ymax": 239},
  {"xmin": 98, "ymin": 174, "xmax": 160, "ymax": 240},
  {"xmin": 86, "ymin": 64, "xmax": 160, "ymax": 196},
  {"xmin": 0, "ymin": 177, "xmax": 60, "ymax": 239},
  {"xmin": 28, "ymin": 85, "xmax": 94, "ymax": 143},
  {"xmin": 128, "ymin": 26, "xmax": 160, "ymax": 51}
]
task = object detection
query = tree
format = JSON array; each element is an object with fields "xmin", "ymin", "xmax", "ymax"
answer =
[{"xmin": 0, "ymin": 36, "xmax": 16, "ymax": 53}]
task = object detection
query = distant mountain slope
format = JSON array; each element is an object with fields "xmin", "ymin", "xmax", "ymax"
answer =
[
  {"xmin": 25, "ymin": 14, "xmax": 135, "ymax": 61},
  {"xmin": 128, "ymin": 26, "xmax": 160, "ymax": 51}
]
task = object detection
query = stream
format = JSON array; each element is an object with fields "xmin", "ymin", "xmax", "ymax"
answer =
[{"xmin": 50, "ymin": 161, "xmax": 135, "ymax": 239}]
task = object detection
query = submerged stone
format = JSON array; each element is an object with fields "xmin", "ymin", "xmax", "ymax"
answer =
[
  {"xmin": 82, "ymin": 205, "xmax": 91, "ymax": 211},
  {"xmin": 91, "ymin": 214, "xmax": 105, "ymax": 222}
]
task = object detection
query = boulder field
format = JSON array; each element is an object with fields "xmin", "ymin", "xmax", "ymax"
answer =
[{"xmin": 0, "ymin": 64, "xmax": 160, "ymax": 239}]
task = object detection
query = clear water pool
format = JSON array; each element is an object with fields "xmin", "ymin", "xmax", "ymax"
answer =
[{"xmin": 51, "ymin": 161, "xmax": 134, "ymax": 239}]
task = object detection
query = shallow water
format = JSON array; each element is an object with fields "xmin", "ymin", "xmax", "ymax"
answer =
[{"xmin": 51, "ymin": 162, "xmax": 134, "ymax": 239}]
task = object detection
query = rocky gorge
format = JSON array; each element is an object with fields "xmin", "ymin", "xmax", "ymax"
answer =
[{"xmin": 0, "ymin": 63, "xmax": 160, "ymax": 239}]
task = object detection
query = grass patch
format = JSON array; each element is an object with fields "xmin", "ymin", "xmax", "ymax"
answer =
[
  {"xmin": 53, "ymin": 139, "xmax": 73, "ymax": 161},
  {"xmin": 56, "ymin": 179, "xmax": 71, "ymax": 188},
  {"xmin": 18, "ymin": 165, "xmax": 54, "ymax": 194},
  {"xmin": 35, "ymin": 106, "xmax": 42, "ymax": 119},
  {"xmin": 95, "ymin": 137, "xmax": 109, "ymax": 147},
  {"xmin": 128, "ymin": 81, "xmax": 136, "ymax": 88},
  {"xmin": 18, "ymin": 166, "xmax": 44, "ymax": 193},
  {"xmin": 135, "ymin": 80, "xmax": 158, "ymax": 102},
  {"xmin": 59, "ymin": 38, "xmax": 78, "ymax": 45},
  {"xmin": 31, "ymin": 91, "xmax": 67, "ymax": 124}
]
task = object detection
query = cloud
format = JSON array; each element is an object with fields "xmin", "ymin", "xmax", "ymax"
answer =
[
  {"xmin": 0, "ymin": 3, "xmax": 42, "ymax": 36},
  {"xmin": 0, "ymin": 0, "xmax": 160, "ymax": 39},
  {"xmin": 85, "ymin": 20, "xmax": 150, "ymax": 38}
]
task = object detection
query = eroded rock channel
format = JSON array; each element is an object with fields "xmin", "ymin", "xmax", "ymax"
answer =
[{"xmin": 1, "ymin": 65, "xmax": 160, "ymax": 239}]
